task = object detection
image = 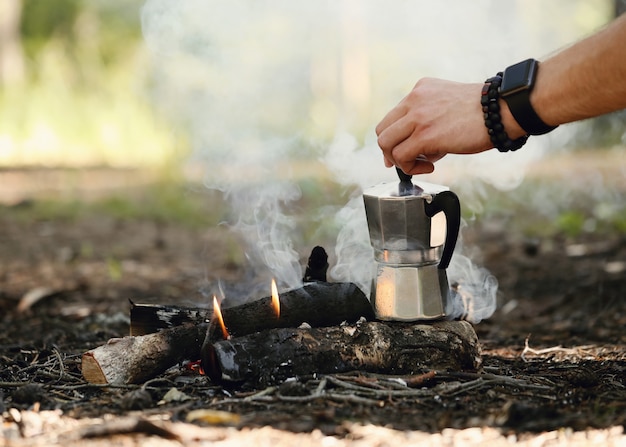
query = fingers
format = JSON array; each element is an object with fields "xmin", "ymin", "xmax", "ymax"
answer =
[
  {"xmin": 379, "ymin": 121, "xmax": 444, "ymax": 174},
  {"xmin": 382, "ymin": 153, "xmax": 443, "ymax": 175},
  {"xmin": 384, "ymin": 155, "xmax": 394, "ymax": 168},
  {"xmin": 377, "ymin": 116, "xmax": 415, "ymax": 155},
  {"xmin": 376, "ymin": 97, "xmax": 437, "ymax": 173},
  {"xmin": 376, "ymin": 78, "xmax": 488, "ymax": 174},
  {"xmin": 375, "ymin": 101, "xmax": 408, "ymax": 137},
  {"xmin": 377, "ymin": 113, "xmax": 423, "ymax": 172},
  {"xmin": 403, "ymin": 158, "xmax": 436, "ymax": 175}
]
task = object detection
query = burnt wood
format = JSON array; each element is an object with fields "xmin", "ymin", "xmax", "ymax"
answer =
[
  {"xmin": 129, "ymin": 301, "xmax": 211, "ymax": 336},
  {"xmin": 203, "ymin": 320, "xmax": 482, "ymax": 386},
  {"xmin": 302, "ymin": 245, "xmax": 329, "ymax": 282},
  {"xmin": 130, "ymin": 282, "xmax": 375, "ymax": 337}
]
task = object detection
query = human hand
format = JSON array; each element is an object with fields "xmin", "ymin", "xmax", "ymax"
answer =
[{"xmin": 375, "ymin": 78, "xmax": 497, "ymax": 175}]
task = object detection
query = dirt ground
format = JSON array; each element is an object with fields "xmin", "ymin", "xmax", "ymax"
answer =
[{"xmin": 1, "ymin": 155, "xmax": 625, "ymax": 446}]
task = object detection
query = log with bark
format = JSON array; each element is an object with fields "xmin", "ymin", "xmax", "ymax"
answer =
[
  {"xmin": 82, "ymin": 323, "xmax": 206, "ymax": 385},
  {"xmin": 82, "ymin": 270, "xmax": 481, "ymax": 387},
  {"xmin": 203, "ymin": 320, "xmax": 481, "ymax": 386},
  {"xmin": 83, "ymin": 281, "xmax": 375, "ymax": 385},
  {"xmin": 130, "ymin": 281, "xmax": 374, "ymax": 337}
]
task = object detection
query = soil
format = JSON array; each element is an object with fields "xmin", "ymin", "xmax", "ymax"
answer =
[{"xmin": 1, "ymin": 158, "xmax": 625, "ymax": 446}]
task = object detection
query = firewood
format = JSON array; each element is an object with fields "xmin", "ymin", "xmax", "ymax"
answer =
[
  {"xmin": 81, "ymin": 323, "xmax": 206, "ymax": 385},
  {"xmin": 84, "ymin": 282, "xmax": 373, "ymax": 385},
  {"xmin": 130, "ymin": 282, "xmax": 375, "ymax": 337},
  {"xmin": 129, "ymin": 302, "xmax": 211, "ymax": 336},
  {"xmin": 203, "ymin": 320, "xmax": 481, "ymax": 386},
  {"xmin": 302, "ymin": 245, "xmax": 329, "ymax": 282}
]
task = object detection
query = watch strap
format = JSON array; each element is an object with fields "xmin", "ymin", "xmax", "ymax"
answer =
[
  {"xmin": 503, "ymin": 88, "xmax": 557, "ymax": 136},
  {"xmin": 501, "ymin": 59, "xmax": 558, "ymax": 136}
]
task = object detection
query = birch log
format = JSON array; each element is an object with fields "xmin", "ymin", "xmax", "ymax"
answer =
[{"xmin": 82, "ymin": 324, "xmax": 206, "ymax": 385}]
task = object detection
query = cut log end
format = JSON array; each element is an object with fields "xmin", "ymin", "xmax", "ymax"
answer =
[{"xmin": 81, "ymin": 352, "xmax": 107, "ymax": 384}]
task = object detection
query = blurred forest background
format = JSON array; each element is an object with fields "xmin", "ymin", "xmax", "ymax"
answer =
[
  {"xmin": 1, "ymin": 0, "xmax": 624, "ymax": 173},
  {"xmin": 0, "ymin": 0, "xmax": 177, "ymax": 169}
]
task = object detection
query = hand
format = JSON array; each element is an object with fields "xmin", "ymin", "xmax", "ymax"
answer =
[{"xmin": 375, "ymin": 78, "xmax": 496, "ymax": 175}]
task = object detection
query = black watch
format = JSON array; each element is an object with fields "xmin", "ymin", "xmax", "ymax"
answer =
[{"xmin": 500, "ymin": 58, "xmax": 558, "ymax": 136}]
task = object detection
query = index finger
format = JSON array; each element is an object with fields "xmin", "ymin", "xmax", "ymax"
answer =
[{"xmin": 375, "ymin": 102, "xmax": 408, "ymax": 136}]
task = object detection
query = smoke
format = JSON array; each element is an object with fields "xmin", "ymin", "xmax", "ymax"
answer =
[
  {"xmin": 223, "ymin": 178, "xmax": 303, "ymax": 291},
  {"xmin": 140, "ymin": 0, "xmax": 610, "ymax": 319}
]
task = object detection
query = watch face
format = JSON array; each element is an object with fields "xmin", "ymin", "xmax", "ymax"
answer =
[{"xmin": 501, "ymin": 59, "xmax": 537, "ymax": 96}]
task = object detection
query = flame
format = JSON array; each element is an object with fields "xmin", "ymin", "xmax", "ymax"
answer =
[
  {"xmin": 212, "ymin": 295, "xmax": 229, "ymax": 339},
  {"xmin": 271, "ymin": 278, "xmax": 280, "ymax": 318}
]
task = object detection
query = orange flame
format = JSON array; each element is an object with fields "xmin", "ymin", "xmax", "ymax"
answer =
[
  {"xmin": 271, "ymin": 278, "xmax": 280, "ymax": 318},
  {"xmin": 213, "ymin": 295, "xmax": 229, "ymax": 339}
]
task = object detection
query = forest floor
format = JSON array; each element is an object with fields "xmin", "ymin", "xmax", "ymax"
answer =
[{"xmin": 1, "ymin": 151, "xmax": 625, "ymax": 446}]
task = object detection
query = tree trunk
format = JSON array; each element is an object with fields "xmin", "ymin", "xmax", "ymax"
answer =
[{"xmin": 0, "ymin": 0, "xmax": 25, "ymax": 85}]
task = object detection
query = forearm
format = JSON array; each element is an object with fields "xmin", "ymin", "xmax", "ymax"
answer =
[
  {"xmin": 376, "ymin": 15, "xmax": 626, "ymax": 174},
  {"xmin": 508, "ymin": 14, "xmax": 626, "ymax": 137}
]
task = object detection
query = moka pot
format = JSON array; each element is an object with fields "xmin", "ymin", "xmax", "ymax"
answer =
[{"xmin": 363, "ymin": 170, "xmax": 461, "ymax": 321}]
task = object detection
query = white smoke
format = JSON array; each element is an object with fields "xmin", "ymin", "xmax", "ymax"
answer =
[{"xmin": 140, "ymin": 0, "xmax": 610, "ymax": 318}]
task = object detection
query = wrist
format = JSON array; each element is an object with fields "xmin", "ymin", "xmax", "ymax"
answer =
[
  {"xmin": 481, "ymin": 74, "xmax": 528, "ymax": 152},
  {"xmin": 498, "ymin": 100, "xmax": 527, "ymax": 140},
  {"xmin": 500, "ymin": 59, "xmax": 558, "ymax": 135}
]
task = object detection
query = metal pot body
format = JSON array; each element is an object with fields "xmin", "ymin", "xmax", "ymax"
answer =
[{"xmin": 363, "ymin": 181, "xmax": 460, "ymax": 321}]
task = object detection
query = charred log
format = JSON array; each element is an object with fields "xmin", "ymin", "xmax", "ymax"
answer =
[
  {"xmin": 203, "ymin": 320, "xmax": 481, "ymax": 386},
  {"xmin": 130, "ymin": 282, "xmax": 374, "ymax": 337},
  {"xmin": 129, "ymin": 302, "xmax": 210, "ymax": 336},
  {"xmin": 302, "ymin": 245, "xmax": 329, "ymax": 282}
]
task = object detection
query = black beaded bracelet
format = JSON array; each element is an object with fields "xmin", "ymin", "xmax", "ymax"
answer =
[{"xmin": 481, "ymin": 74, "xmax": 528, "ymax": 152}]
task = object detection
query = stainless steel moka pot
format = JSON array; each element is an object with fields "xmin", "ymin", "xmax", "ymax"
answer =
[{"xmin": 363, "ymin": 168, "xmax": 461, "ymax": 321}]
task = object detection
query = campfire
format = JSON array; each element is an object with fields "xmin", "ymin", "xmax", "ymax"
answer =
[
  {"xmin": 81, "ymin": 246, "xmax": 481, "ymax": 387},
  {"xmin": 81, "ymin": 170, "xmax": 486, "ymax": 387}
]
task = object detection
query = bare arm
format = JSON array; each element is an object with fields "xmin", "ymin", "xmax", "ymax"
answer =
[
  {"xmin": 531, "ymin": 13, "xmax": 626, "ymax": 128},
  {"xmin": 376, "ymin": 14, "xmax": 626, "ymax": 175}
]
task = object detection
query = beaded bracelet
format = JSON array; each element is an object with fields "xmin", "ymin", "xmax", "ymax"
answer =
[{"xmin": 481, "ymin": 74, "xmax": 528, "ymax": 152}]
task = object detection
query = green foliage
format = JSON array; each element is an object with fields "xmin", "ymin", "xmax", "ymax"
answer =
[
  {"xmin": 462, "ymin": 173, "xmax": 626, "ymax": 240},
  {"xmin": 21, "ymin": 0, "xmax": 82, "ymax": 59},
  {"xmin": 21, "ymin": 0, "xmax": 144, "ymax": 70},
  {"xmin": 93, "ymin": 183, "xmax": 225, "ymax": 228},
  {"xmin": 556, "ymin": 211, "xmax": 586, "ymax": 238},
  {"xmin": 106, "ymin": 256, "xmax": 123, "ymax": 281},
  {"xmin": 2, "ymin": 0, "xmax": 181, "ymax": 169},
  {"xmin": 0, "ymin": 180, "xmax": 224, "ymax": 229}
]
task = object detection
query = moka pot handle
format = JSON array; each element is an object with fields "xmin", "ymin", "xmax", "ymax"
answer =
[{"xmin": 424, "ymin": 191, "xmax": 461, "ymax": 270}]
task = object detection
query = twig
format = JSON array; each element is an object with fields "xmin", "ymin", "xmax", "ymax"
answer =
[
  {"xmin": 243, "ymin": 386, "xmax": 277, "ymax": 401},
  {"xmin": 326, "ymin": 375, "xmax": 434, "ymax": 398},
  {"xmin": 334, "ymin": 374, "xmax": 389, "ymax": 390},
  {"xmin": 439, "ymin": 378, "xmax": 486, "ymax": 396},
  {"xmin": 521, "ymin": 335, "xmax": 596, "ymax": 362},
  {"xmin": 403, "ymin": 371, "xmax": 438, "ymax": 388},
  {"xmin": 326, "ymin": 375, "xmax": 379, "ymax": 394},
  {"xmin": 314, "ymin": 377, "xmax": 328, "ymax": 396},
  {"xmin": 52, "ymin": 347, "xmax": 66, "ymax": 381}
]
